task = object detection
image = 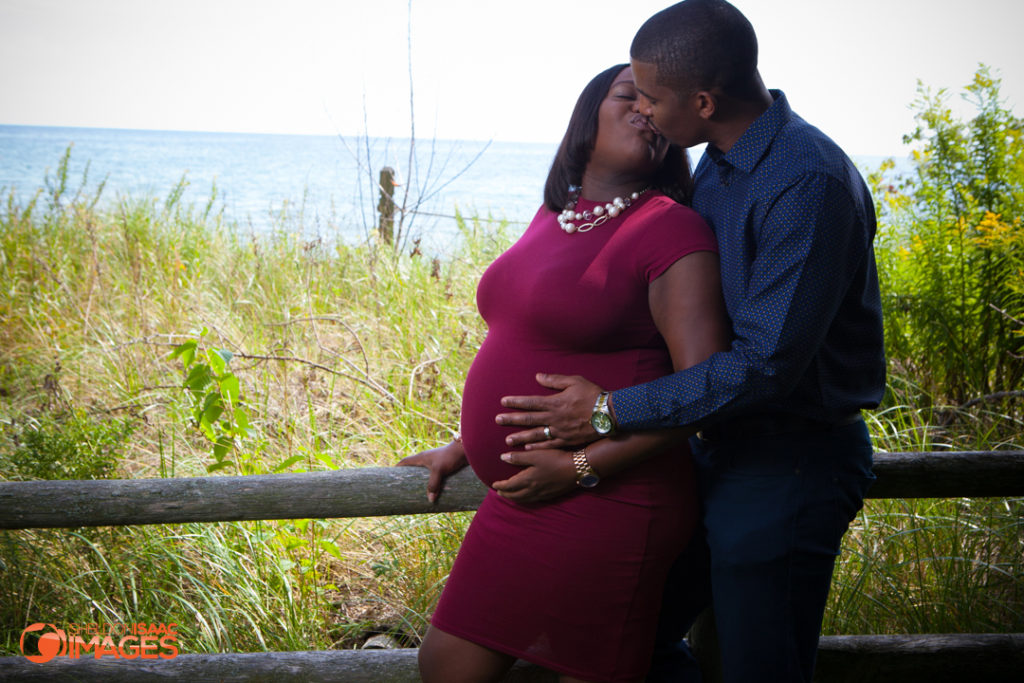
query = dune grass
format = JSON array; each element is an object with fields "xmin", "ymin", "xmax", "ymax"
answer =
[
  {"xmin": 1, "ymin": 158, "xmax": 1021, "ymax": 656},
  {"xmin": 0, "ymin": 156, "xmax": 499, "ymax": 653}
]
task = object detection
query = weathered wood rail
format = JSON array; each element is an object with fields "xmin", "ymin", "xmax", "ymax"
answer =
[
  {"xmin": 3, "ymin": 451, "xmax": 1023, "ymax": 529},
  {"xmin": 1, "ymin": 450, "xmax": 1023, "ymax": 682},
  {"xmin": 2, "ymin": 634, "xmax": 1022, "ymax": 682}
]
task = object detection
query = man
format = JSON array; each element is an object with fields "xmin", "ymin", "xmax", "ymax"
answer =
[{"xmin": 491, "ymin": 1, "xmax": 886, "ymax": 681}]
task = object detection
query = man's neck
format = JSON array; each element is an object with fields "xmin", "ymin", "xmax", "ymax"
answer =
[{"xmin": 707, "ymin": 85, "xmax": 774, "ymax": 154}]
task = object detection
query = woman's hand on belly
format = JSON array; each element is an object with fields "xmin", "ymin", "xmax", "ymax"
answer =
[
  {"xmin": 397, "ymin": 440, "xmax": 468, "ymax": 503},
  {"xmin": 491, "ymin": 448, "xmax": 578, "ymax": 503}
]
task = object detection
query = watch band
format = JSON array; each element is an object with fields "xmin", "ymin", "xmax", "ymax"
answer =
[{"xmin": 573, "ymin": 448, "xmax": 600, "ymax": 488}]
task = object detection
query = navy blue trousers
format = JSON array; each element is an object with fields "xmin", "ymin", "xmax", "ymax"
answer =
[{"xmin": 647, "ymin": 420, "xmax": 875, "ymax": 683}]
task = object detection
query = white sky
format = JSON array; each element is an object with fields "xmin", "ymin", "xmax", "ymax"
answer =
[{"xmin": 1, "ymin": 0, "xmax": 1022, "ymax": 156}]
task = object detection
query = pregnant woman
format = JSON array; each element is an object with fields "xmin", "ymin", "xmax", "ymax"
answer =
[{"xmin": 398, "ymin": 64, "xmax": 729, "ymax": 683}]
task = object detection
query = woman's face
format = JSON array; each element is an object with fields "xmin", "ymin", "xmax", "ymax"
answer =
[{"xmin": 589, "ymin": 66, "xmax": 669, "ymax": 179}]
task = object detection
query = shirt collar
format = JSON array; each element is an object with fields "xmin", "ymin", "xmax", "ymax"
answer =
[{"xmin": 708, "ymin": 90, "xmax": 791, "ymax": 175}]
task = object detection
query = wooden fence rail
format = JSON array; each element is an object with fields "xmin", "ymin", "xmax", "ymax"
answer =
[
  {"xmin": 2, "ymin": 451, "xmax": 1023, "ymax": 530},
  {"xmin": 2, "ymin": 634, "xmax": 1022, "ymax": 682},
  {"xmin": 1, "ymin": 450, "xmax": 1023, "ymax": 682}
]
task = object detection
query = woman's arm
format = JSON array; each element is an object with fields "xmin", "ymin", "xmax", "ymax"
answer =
[
  {"xmin": 492, "ymin": 250, "xmax": 730, "ymax": 502},
  {"xmin": 649, "ymin": 250, "xmax": 731, "ymax": 374},
  {"xmin": 396, "ymin": 438, "xmax": 468, "ymax": 503}
]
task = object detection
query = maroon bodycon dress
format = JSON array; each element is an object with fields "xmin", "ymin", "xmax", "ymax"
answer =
[{"xmin": 431, "ymin": 191, "xmax": 717, "ymax": 682}]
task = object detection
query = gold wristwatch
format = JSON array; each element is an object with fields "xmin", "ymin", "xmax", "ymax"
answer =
[{"xmin": 573, "ymin": 448, "xmax": 600, "ymax": 489}]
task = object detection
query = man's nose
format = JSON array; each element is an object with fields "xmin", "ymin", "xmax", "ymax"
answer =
[{"xmin": 635, "ymin": 95, "xmax": 653, "ymax": 117}]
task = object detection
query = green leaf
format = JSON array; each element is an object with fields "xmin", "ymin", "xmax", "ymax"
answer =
[
  {"xmin": 200, "ymin": 395, "xmax": 223, "ymax": 440},
  {"xmin": 206, "ymin": 460, "xmax": 233, "ymax": 473},
  {"xmin": 170, "ymin": 340, "xmax": 198, "ymax": 365},
  {"xmin": 273, "ymin": 455, "xmax": 305, "ymax": 473},
  {"xmin": 202, "ymin": 393, "xmax": 223, "ymax": 420},
  {"xmin": 319, "ymin": 540, "xmax": 344, "ymax": 560},
  {"xmin": 207, "ymin": 348, "xmax": 226, "ymax": 376},
  {"xmin": 314, "ymin": 453, "xmax": 336, "ymax": 469},
  {"xmin": 185, "ymin": 364, "xmax": 212, "ymax": 392},
  {"xmin": 234, "ymin": 408, "xmax": 251, "ymax": 436},
  {"xmin": 219, "ymin": 374, "xmax": 240, "ymax": 407},
  {"xmin": 276, "ymin": 531, "xmax": 308, "ymax": 551},
  {"xmin": 199, "ymin": 415, "xmax": 217, "ymax": 441},
  {"xmin": 213, "ymin": 437, "xmax": 232, "ymax": 462}
]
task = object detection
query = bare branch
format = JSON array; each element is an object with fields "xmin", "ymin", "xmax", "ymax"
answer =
[
  {"xmin": 231, "ymin": 351, "xmax": 397, "ymax": 404},
  {"xmin": 959, "ymin": 390, "xmax": 1024, "ymax": 410}
]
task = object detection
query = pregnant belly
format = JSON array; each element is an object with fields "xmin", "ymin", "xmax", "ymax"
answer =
[
  {"xmin": 459, "ymin": 339, "xmax": 555, "ymax": 487},
  {"xmin": 460, "ymin": 331, "xmax": 659, "ymax": 487}
]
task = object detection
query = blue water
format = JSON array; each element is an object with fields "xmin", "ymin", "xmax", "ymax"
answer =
[
  {"xmin": 0, "ymin": 125, "xmax": 896, "ymax": 255},
  {"xmin": 0, "ymin": 125, "xmax": 558, "ymax": 255}
]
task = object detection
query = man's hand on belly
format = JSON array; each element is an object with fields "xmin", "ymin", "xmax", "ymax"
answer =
[{"xmin": 496, "ymin": 373, "xmax": 603, "ymax": 448}]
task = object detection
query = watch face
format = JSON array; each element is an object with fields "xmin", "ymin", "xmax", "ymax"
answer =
[
  {"xmin": 579, "ymin": 473, "xmax": 600, "ymax": 488},
  {"xmin": 591, "ymin": 411, "xmax": 613, "ymax": 434}
]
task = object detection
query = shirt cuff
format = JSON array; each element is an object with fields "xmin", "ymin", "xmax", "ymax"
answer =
[{"xmin": 610, "ymin": 384, "xmax": 662, "ymax": 431}]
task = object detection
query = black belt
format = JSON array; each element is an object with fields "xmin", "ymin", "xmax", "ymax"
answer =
[{"xmin": 696, "ymin": 412, "xmax": 862, "ymax": 442}]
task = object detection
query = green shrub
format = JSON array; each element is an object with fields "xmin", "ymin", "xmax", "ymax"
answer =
[
  {"xmin": 873, "ymin": 65, "xmax": 1024, "ymax": 407},
  {"xmin": 1, "ymin": 409, "xmax": 133, "ymax": 481}
]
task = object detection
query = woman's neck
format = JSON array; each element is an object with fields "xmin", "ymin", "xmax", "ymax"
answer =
[{"xmin": 579, "ymin": 171, "xmax": 649, "ymax": 204}]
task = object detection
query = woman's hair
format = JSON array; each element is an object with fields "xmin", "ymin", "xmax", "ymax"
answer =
[
  {"xmin": 630, "ymin": 0, "xmax": 759, "ymax": 100},
  {"xmin": 543, "ymin": 64, "xmax": 692, "ymax": 212}
]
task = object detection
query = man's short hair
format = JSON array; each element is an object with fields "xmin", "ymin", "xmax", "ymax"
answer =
[{"xmin": 631, "ymin": 0, "xmax": 759, "ymax": 99}]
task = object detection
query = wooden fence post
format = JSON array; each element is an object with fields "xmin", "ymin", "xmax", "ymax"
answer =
[{"xmin": 377, "ymin": 166, "xmax": 396, "ymax": 245}]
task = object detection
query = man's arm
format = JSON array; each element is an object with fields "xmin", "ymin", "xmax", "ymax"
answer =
[
  {"xmin": 612, "ymin": 173, "xmax": 869, "ymax": 430},
  {"xmin": 499, "ymin": 173, "xmax": 870, "ymax": 439}
]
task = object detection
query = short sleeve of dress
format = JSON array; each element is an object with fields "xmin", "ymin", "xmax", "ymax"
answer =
[{"xmin": 624, "ymin": 195, "xmax": 718, "ymax": 284}]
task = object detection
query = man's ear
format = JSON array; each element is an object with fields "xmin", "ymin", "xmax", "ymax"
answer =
[{"xmin": 694, "ymin": 90, "xmax": 717, "ymax": 120}]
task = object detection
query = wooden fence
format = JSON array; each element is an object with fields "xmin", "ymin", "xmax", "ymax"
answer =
[{"xmin": 1, "ymin": 450, "xmax": 1023, "ymax": 681}]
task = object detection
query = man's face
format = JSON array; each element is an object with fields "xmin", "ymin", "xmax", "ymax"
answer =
[{"xmin": 630, "ymin": 59, "xmax": 705, "ymax": 148}]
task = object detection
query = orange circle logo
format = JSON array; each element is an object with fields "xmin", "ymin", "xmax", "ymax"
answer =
[{"xmin": 20, "ymin": 623, "xmax": 67, "ymax": 663}]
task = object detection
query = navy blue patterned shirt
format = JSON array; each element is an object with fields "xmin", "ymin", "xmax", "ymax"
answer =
[{"xmin": 612, "ymin": 91, "xmax": 885, "ymax": 430}]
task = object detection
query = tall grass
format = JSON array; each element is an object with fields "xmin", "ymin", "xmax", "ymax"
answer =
[
  {"xmin": 0, "ymin": 152, "xmax": 505, "ymax": 654},
  {"xmin": 1, "ymin": 152, "xmax": 1021, "ymax": 657},
  {"xmin": 826, "ymin": 387, "xmax": 1023, "ymax": 635}
]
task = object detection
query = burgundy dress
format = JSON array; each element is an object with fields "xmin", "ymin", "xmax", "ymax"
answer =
[{"xmin": 431, "ymin": 191, "xmax": 717, "ymax": 682}]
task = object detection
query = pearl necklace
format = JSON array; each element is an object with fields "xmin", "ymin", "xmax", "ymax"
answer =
[{"xmin": 557, "ymin": 187, "xmax": 648, "ymax": 234}]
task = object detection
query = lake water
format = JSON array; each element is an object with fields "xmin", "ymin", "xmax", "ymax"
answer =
[
  {"xmin": 0, "ymin": 124, "xmax": 894, "ymax": 255},
  {"xmin": 0, "ymin": 125, "xmax": 560, "ymax": 255}
]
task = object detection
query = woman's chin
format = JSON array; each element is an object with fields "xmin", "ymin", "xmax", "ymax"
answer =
[{"xmin": 645, "ymin": 145, "xmax": 667, "ymax": 168}]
